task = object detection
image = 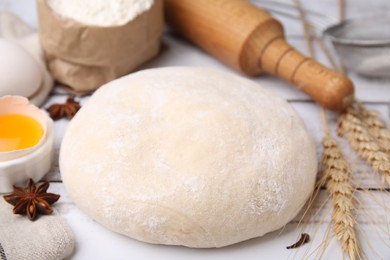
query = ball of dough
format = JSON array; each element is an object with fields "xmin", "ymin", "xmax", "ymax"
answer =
[{"xmin": 60, "ymin": 67, "xmax": 317, "ymax": 248}]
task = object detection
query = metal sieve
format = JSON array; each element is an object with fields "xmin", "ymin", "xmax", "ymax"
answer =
[
  {"xmin": 253, "ymin": 1, "xmax": 390, "ymax": 78},
  {"xmin": 323, "ymin": 15, "xmax": 390, "ymax": 78}
]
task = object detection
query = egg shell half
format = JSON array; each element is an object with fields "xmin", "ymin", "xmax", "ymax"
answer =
[{"xmin": 0, "ymin": 96, "xmax": 47, "ymax": 162}]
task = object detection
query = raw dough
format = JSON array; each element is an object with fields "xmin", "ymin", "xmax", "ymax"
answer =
[{"xmin": 60, "ymin": 67, "xmax": 317, "ymax": 248}]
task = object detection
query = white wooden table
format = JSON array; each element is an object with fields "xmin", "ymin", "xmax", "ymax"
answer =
[{"xmin": 2, "ymin": 1, "xmax": 390, "ymax": 259}]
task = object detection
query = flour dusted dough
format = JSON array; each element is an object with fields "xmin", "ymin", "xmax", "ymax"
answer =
[{"xmin": 60, "ymin": 67, "xmax": 317, "ymax": 248}]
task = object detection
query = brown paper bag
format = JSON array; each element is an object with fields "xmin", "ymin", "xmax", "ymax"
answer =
[{"xmin": 36, "ymin": 0, "xmax": 164, "ymax": 95}]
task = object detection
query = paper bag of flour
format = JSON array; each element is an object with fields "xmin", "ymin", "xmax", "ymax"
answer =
[{"xmin": 36, "ymin": 0, "xmax": 164, "ymax": 94}]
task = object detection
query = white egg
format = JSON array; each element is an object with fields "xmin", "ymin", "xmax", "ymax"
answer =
[{"xmin": 0, "ymin": 39, "xmax": 43, "ymax": 98}]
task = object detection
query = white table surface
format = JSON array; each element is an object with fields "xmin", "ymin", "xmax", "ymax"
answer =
[{"xmin": 1, "ymin": 0, "xmax": 390, "ymax": 259}]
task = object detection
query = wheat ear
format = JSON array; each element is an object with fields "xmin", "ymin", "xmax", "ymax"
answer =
[
  {"xmin": 356, "ymin": 102, "xmax": 390, "ymax": 154},
  {"xmin": 322, "ymin": 136, "xmax": 361, "ymax": 260},
  {"xmin": 321, "ymin": 108, "xmax": 361, "ymax": 260},
  {"xmin": 338, "ymin": 106, "xmax": 390, "ymax": 187}
]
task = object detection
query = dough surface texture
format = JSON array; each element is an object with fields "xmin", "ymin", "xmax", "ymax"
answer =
[{"xmin": 60, "ymin": 67, "xmax": 317, "ymax": 248}]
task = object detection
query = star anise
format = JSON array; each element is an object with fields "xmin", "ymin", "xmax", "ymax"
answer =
[
  {"xmin": 3, "ymin": 179, "xmax": 60, "ymax": 221},
  {"xmin": 46, "ymin": 96, "xmax": 81, "ymax": 121}
]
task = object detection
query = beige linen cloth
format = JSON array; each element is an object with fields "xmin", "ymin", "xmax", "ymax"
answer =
[{"xmin": 0, "ymin": 199, "xmax": 75, "ymax": 260}]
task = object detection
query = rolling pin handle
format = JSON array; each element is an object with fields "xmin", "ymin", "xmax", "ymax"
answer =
[
  {"xmin": 165, "ymin": 0, "xmax": 355, "ymax": 111},
  {"xmin": 260, "ymin": 38, "xmax": 355, "ymax": 111}
]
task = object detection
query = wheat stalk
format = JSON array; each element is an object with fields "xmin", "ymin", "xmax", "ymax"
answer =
[
  {"xmin": 339, "ymin": 0, "xmax": 346, "ymax": 22},
  {"xmin": 338, "ymin": 105, "xmax": 390, "ymax": 187},
  {"xmin": 356, "ymin": 102, "xmax": 390, "ymax": 154},
  {"xmin": 297, "ymin": 1, "xmax": 390, "ymax": 258},
  {"xmin": 294, "ymin": 0, "xmax": 363, "ymax": 255},
  {"xmin": 322, "ymin": 135, "xmax": 361, "ymax": 260},
  {"xmin": 294, "ymin": 0, "xmax": 314, "ymax": 57}
]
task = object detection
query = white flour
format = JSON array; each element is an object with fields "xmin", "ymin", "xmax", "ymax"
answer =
[{"xmin": 47, "ymin": 0, "xmax": 154, "ymax": 26}]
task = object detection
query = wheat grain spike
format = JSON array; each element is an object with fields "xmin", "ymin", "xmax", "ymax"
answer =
[
  {"xmin": 357, "ymin": 102, "xmax": 390, "ymax": 153},
  {"xmin": 322, "ymin": 136, "xmax": 361, "ymax": 260},
  {"xmin": 338, "ymin": 106, "xmax": 390, "ymax": 187}
]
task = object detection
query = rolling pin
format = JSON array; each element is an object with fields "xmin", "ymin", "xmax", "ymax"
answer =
[{"xmin": 164, "ymin": 0, "xmax": 354, "ymax": 111}]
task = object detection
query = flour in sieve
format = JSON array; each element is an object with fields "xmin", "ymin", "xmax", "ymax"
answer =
[{"xmin": 355, "ymin": 55, "xmax": 390, "ymax": 77}]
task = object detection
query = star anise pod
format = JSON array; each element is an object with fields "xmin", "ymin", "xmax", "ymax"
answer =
[
  {"xmin": 3, "ymin": 179, "xmax": 60, "ymax": 221},
  {"xmin": 46, "ymin": 96, "xmax": 81, "ymax": 121}
]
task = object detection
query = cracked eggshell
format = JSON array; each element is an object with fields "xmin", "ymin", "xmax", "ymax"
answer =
[
  {"xmin": 0, "ymin": 96, "xmax": 55, "ymax": 193},
  {"xmin": 0, "ymin": 39, "xmax": 43, "ymax": 98},
  {"xmin": 0, "ymin": 96, "xmax": 47, "ymax": 161}
]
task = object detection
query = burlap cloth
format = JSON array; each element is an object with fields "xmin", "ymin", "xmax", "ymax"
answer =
[{"xmin": 0, "ymin": 199, "xmax": 75, "ymax": 260}]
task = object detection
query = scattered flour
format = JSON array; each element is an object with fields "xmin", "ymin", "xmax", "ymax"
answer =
[{"xmin": 47, "ymin": 0, "xmax": 154, "ymax": 26}]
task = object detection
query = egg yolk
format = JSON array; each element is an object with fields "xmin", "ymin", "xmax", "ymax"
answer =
[{"xmin": 0, "ymin": 114, "xmax": 44, "ymax": 152}]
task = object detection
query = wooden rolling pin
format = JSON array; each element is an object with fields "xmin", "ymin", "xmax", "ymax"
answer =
[{"xmin": 164, "ymin": 0, "xmax": 354, "ymax": 111}]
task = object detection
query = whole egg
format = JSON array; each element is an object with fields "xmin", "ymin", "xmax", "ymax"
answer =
[{"xmin": 0, "ymin": 39, "xmax": 42, "ymax": 98}]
